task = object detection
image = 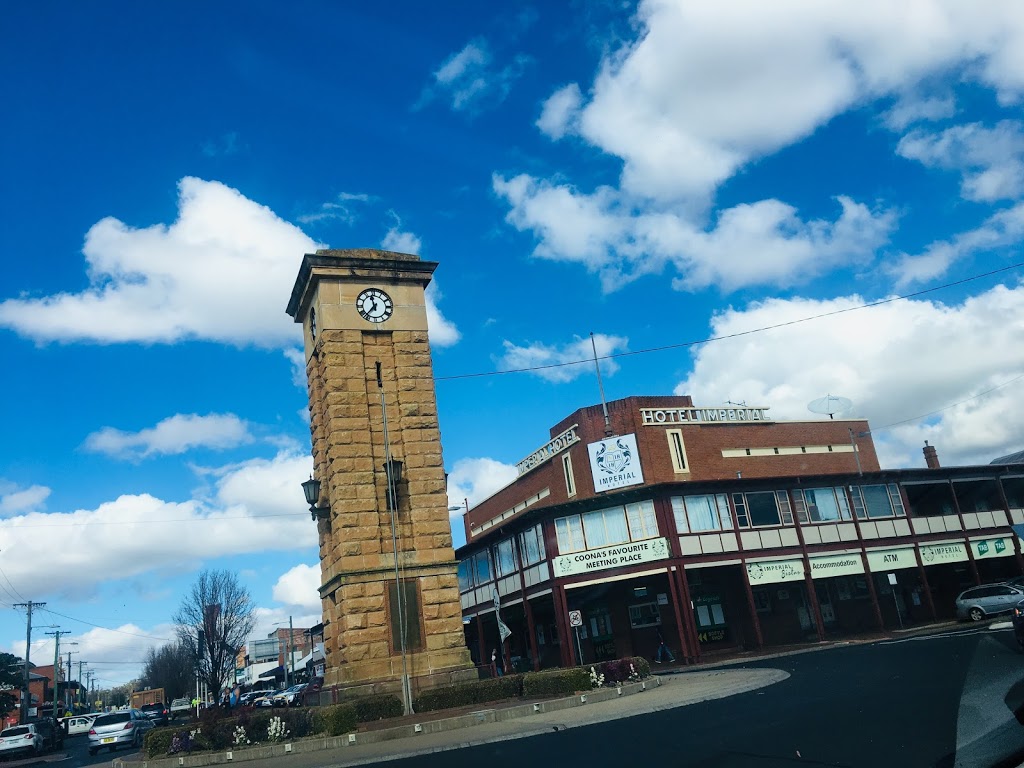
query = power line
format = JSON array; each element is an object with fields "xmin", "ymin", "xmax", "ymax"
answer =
[
  {"xmin": 436, "ymin": 260, "xmax": 1024, "ymax": 382},
  {"xmin": 39, "ymin": 607, "xmax": 171, "ymax": 642},
  {"xmin": 872, "ymin": 371, "xmax": 1024, "ymax": 432},
  {"xmin": 0, "ymin": 563, "xmax": 26, "ymax": 602}
]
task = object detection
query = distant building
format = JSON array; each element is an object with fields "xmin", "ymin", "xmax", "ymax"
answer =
[{"xmin": 456, "ymin": 395, "xmax": 1023, "ymax": 671}]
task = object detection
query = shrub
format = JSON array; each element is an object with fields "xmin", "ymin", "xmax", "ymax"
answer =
[
  {"xmin": 522, "ymin": 668, "xmax": 590, "ymax": 697},
  {"xmin": 352, "ymin": 694, "xmax": 404, "ymax": 722},
  {"xmin": 413, "ymin": 674, "xmax": 523, "ymax": 713},
  {"xmin": 592, "ymin": 656, "xmax": 649, "ymax": 685},
  {"xmin": 143, "ymin": 726, "xmax": 178, "ymax": 758},
  {"xmin": 322, "ymin": 704, "xmax": 358, "ymax": 737},
  {"xmin": 309, "ymin": 708, "xmax": 327, "ymax": 735}
]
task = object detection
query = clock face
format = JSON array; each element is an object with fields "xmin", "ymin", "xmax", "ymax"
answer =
[{"xmin": 356, "ymin": 288, "xmax": 394, "ymax": 323}]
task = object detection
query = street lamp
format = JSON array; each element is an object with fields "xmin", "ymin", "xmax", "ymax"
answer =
[
  {"xmin": 302, "ymin": 476, "xmax": 330, "ymax": 521},
  {"xmin": 447, "ymin": 498, "xmax": 469, "ymax": 515}
]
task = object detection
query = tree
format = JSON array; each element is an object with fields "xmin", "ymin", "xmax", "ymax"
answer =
[
  {"xmin": 0, "ymin": 652, "xmax": 23, "ymax": 718},
  {"xmin": 173, "ymin": 569, "xmax": 255, "ymax": 702},
  {"xmin": 140, "ymin": 642, "xmax": 194, "ymax": 701}
]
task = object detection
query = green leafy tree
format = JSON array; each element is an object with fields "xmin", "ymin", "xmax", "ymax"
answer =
[
  {"xmin": 173, "ymin": 569, "xmax": 256, "ymax": 702},
  {"xmin": 0, "ymin": 652, "xmax": 24, "ymax": 718}
]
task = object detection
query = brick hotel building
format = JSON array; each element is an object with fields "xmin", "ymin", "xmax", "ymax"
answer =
[{"xmin": 454, "ymin": 395, "xmax": 1024, "ymax": 671}]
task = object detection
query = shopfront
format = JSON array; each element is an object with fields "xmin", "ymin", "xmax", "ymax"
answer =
[
  {"xmin": 808, "ymin": 552, "xmax": 879, "ymax": 637},
  {"xmin": 919, "ymin": 541, "xmax": 975, "ymax": 618},
  {"xmin": 687, "ymin": 565, "xmax": 759, "ymax": 653},
  {"xmin": 745, "ymin": 557, "xmax": 818, "ymax": 645},
  {"xmin": 970, "ymin": 535, "xmax": 1019, "ymax": 583},
  {"xmin": 866, "ymin": 546, "xmax": 930, "ymax": 628}
]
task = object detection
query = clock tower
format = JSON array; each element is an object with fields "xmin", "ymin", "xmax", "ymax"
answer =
[{"xmin": 286, "ymin": 248, "xmax": 475, "ymax": 700}]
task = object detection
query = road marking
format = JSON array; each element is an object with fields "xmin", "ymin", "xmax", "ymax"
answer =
[
  {"xmin": 877, "ymin": 625, "xmax": 1011, "ymax": 645},
  {"xmin": 989, "ymin": 621, "xmax": 1012, "ymax": 630}
]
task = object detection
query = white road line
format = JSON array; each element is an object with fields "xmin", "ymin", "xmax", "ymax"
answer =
[{"xmin": 989, "ymin": 621, "xmax": 1013, "ymax": 630}]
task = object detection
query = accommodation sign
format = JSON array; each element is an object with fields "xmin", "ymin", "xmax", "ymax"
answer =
[
  {"xmin": 918, "ymin": 541, "xmax": 967, "ymax": 565},
  {"xmin": 587, "ymin": 433, "xmax": 645, "ymax": 492},
  {"xmin": 866, "ymin": 547, "xmax": 917, "ymax": 572},
  {"xmin": 640, "ymin": 406, "xmax": 771, "ymax": 425},
  {"xmin": 809, "ymin": 553, "xmax": 864, "ymax": 579},
  {"xmin": 554, "ymin": 538, "xmax": 669, "ymax": 577},
  {"xmin": 745, "ymin": 558, "xmax": 805, "ymax": 584},
  {"xmin": 516, "ymin": 424, "xmax": 579, "ymax": 476}
]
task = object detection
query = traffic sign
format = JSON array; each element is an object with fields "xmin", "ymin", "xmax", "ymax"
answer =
[{"xmin": 568, "ymin": 610, "xmax": 583, "ymax": 627}]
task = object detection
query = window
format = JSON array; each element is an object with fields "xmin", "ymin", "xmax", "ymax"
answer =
[
  {"xmin": 563, "ymin": 453, "xmax": 576, "ymax": 497},
  {"xmin": 672, "ymin": 494, "xmax": 732, "ymax": 533},
  {"xmin": 1005, "ymin": 477, "xmax": 1024, "ymax": 509},
  {"xmin": 473, "ymin": 550, "xmax": 493, "ymax": 584},
  {"xmin": 495, "ymin": 537, "xmax": 517, "ymax": 577},
  {"xmin": 555, "ymin": 515, "xmax": 586, "ymax": 553},
  {"xmin": 519, "ymin": 524, "xmax": 546, "ymax": 566},
  {"xmin": 667, "ymin": 430, "xmax": 689, "ymax": 473},
  {"xmin": 745, "ymin": 492, "xmax": 782, "ymax": 527},
  {"xmin": 457, "ymin": 560, "xmax": 473, "ymax": 592},
  {"xmin": 626, "ymin": 500, "xmax": 660, "ymax": 540},
  {"xmin": 582, "ymin": 507, "xmax": 630, "ymax": 548},
  {"xmin": 629, "ymin": 603, "xmax": 662, "ymax": 628},
  {"xmin": 387, "ymin": 579, "xmax": 423, "ymax": 653},
  {"xmin": 752, "ymin": 589, "xmax": 772, "ymax": 613},
  {"xmin": 953, "ymin": 479, "xmax": 1003, "ymax": 513},
  {"xmin": 852, "ymin": 483, "xmax": 906, "ymax": 519},
  {"xmin": 800, "ymin": 487, "xmax": 852, "ymax": 523}
]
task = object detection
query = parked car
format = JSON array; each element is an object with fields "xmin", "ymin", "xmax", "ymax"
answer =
[
  {"xmin": 61, "ymin": 714, "xmax": 97, "ymax": 737},
  {"xmin": 140, "ymin": 702, "xmax": 169, "ymax": 726},
  {"xmin": 87, "ymin": 709, "xmax": 154, "ymax": 755},
  {"xmin": 0, "ymin": 724, "xmax": 44, "ymax": 759},
  {"xmin": 238, "ymin": 690, "xmax": 271, "ymax": 707},
  {"xmin": 955, "ymin": 584, "xmax": 1024, "ymax": 621},
  {"xmin": 272, "ymin": 684, "xmax": 306, "ymax": 707},
  {"xmin": 169, "ymin": 698, "xmax": 192, "ymax": 720},
  {"xmin": 253, "ymin": 691, "xmax": 277, "ymax": 708}
]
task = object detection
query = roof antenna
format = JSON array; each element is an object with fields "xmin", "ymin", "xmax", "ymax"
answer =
[{"xmin": 590, "ymin": 332, "xmax": 612, "ymax": 437}]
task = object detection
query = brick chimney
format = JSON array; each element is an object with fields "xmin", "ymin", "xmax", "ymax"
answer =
[{"xmin": 923, "ymin": 441, "xmax": 940, "ymax": 469}]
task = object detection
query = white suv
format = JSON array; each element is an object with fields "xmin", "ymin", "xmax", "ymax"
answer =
[{"xmin": 0, "ymin": 724, "xmax": 44, "ymax": 758}]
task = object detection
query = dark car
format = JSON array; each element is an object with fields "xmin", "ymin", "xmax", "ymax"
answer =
[
  {"xmin": 140, "ymin": 702, "xmax": 169, "ymax": 726},
  {"xmin": 1013, "ymin": 599, "xmax": 1024, "ymax": 651}
]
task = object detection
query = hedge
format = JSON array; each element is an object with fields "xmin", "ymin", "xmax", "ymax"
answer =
[
  {"xmin": 591, "ymin": 656, "xmax": 650, "ymax": 685},
  {"xmin": 413, "ymin": 674, "xmax": 523, "ymax": 713},
  {"xmin": 144, "ymin": 707, "xmax": 324, "ymax": 757},
  {"xmin": 521, "ymin": 667, "xmax": 591, "ymax": 697},
  {"xmin": 352, "ymin": 694, "xmax": 404, "ymax": 722},
  {"xmin": 322, "ymin": 704, "xmax": 358, "ymax": 736}
]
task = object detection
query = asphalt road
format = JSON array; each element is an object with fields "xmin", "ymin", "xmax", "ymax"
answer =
[{"xmin": 387, "ymin": 623, "xmax": 1024, "ymax": 768}]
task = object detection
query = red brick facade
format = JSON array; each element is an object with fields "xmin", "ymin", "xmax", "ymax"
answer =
[{"xmin": 465, "ymin": 395, "xmax": 877, "ymax": 541}]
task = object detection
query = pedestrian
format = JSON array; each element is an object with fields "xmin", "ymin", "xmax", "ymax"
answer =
[
  {"xmin": 654, "ymin": 627, "xmax": 675, "ymax": 664},
  {"xmin": 491, "ymin": 648, "xmax": 504, "ymax": 677}
]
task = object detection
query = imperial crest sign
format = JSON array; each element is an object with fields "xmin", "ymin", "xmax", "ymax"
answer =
[{"xmin": 587, "ymin": 433, "xmax": 644, "ymax": 492}]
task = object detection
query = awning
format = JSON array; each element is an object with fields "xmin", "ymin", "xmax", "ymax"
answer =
[{"xmin": 258, "ymin": 666, "xmax": 284, "ymax": 679}]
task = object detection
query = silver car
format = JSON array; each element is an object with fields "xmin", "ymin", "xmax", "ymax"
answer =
[
  {"xmin": 956, "ymin": 583, "xmax": 1024, "ymax": 621},
  {"xmin": 87, "ymin": 709, "xmax": 154, "ymax": 755}
]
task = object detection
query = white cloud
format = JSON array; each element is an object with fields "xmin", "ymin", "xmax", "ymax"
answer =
[
  {"xmin": 420, "ymin": 39, "xmax": 528, "ymax": 113},
  {"xmin": 83, "ymin": 413, "xmax": 254, "ymax": 460},
  {"xmin": 0, "ymin": 484, "xmax": 50, "ymax": 516},
  {"xmin": 495, "ymin": 174, "xmax": 895, "ymax": 292},
  {"xmin": 298, "ymin": 192, "xmax": 375, "ymax": 225},
  {"xmin": 897, "ymin": 120, "xmax": 1024, "ymax": 202},
  {"xmin": 675, "ymin": 280, "xmax": 1024, "ymax": 469},
  {"xmin": 537, "ymin": 83, "xmax": 583, "ymax": 140},
  {"xmin": 271, "ymin": 564, "xmax": 321, "ymax": 613},
  {"xmin": 883, "ymin": 93, "xmax": 956, "ymax": 131},
  {"xmin": 0, "ymin": 177, "xmax": 317, "ymax": 347},
  {"xmin": 425, "ymin": 282, "xmax": 461, "ymax": 348},
  {"xmin": 548, "ymin": 0, "xmax": 1024, "ymax": 205},
  {"xmin": 251, "ymin": 607, "xmax": 322, "ymax": 643},
  {"xmin": 446, "ymin": 457, "xmax": 519, "ymax": 538},
  {"xmin": 0, "ymin": 450, "xmax": 316, "ymax": 599},
  {"xmin": 888, "ymin": 201, "xmax": 1024, "ymax": 286},
  {"xmin": 284, "ymin": 347, "xmax": 307, "ymax": 388},
  {"xmin": 498, "ymin": 333, "xmax": 629, "ymax": 383},
  {"xmin": 381, "ymin": 227, "xmax": 422, "ymax": 255}
]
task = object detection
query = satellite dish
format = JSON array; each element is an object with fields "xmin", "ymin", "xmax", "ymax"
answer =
[{"xmin": 808, "ymin": 394, "xmax": 852, "ymax": 420}]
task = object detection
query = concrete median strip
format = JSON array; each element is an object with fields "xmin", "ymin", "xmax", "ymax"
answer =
[{"xmin": 118, "ymin": 669, "xmax": 786, "ymax": 768}]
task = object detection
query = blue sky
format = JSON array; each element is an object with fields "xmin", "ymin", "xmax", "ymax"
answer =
[{"xmin": 3, "ymin": 0, "xmax": 1024, "ymax": 687}]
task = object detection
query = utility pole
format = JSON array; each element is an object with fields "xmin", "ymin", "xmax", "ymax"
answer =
[
  {"xmin": 14, "ymin": 601, "xmax": 46, "ymax": 724},
  {"xmin": 77, "ymin": 661, "xmax": 86, "ymax": 710},
  {"xmin": 63, "ymin": 647, "xmax": 78, "ymax": 713},
  {"xmin": 45, "ymin": 629, "xmax": 68, "ymax": 718}
]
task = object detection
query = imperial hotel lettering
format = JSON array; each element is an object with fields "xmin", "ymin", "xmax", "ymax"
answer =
[{"xmin": 640, "ymin": 406, "xmax": 771, "ymax": 424}]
